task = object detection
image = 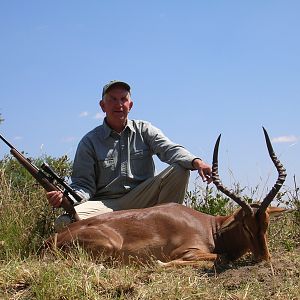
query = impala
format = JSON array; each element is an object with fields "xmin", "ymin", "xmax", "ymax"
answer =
[{"xmin": 46, "ymin": 128, "xmax": 287, "ymax": 266}]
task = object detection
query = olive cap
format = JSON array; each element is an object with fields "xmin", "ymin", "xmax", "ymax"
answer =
[{"xmin": 102, "ymin": 80, "xmax": 131, "ymax": 98}]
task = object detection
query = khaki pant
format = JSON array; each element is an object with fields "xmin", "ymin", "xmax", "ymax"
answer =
[{"xmin": 55, "ymin": 164, "xmax": 189, "ymax": 231}]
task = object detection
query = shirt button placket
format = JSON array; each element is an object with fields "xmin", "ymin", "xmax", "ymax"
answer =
[{"xmin": 120, "ymin": 134, "xmax": 128, "ymax": 185}]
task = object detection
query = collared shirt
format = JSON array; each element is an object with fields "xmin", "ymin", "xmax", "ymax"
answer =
[{"xmin": 71, "ymin": 119, "xmax": 198, "ymax": 202}]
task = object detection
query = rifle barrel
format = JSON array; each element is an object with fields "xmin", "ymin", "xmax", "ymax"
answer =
[
  {"xmin": 0, "ymin": 133, "xmax": 80, "ymax": 222},
  {"xmin": 0, "ymin": 134, "xmax": 16, "ymax": 149}
]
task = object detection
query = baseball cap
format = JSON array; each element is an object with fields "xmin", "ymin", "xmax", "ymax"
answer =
[{"xmin": 102, "ymin": 80, "xmax": 131, "ymax": 98}]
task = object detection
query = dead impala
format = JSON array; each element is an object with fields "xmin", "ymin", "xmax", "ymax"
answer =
[{"xmin": 46, "ymin": 128, "xmax": 287, "ymax": 266}]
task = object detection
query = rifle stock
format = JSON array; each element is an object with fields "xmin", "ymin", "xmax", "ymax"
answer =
[{"xmin": 0, "ymin": 134, "xmax": 80, "ymax": 222}]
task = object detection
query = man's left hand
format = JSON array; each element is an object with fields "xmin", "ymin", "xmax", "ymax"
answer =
[{"xmin": 192, "ymin": 158, "xmax": 213, "ymax": 184}]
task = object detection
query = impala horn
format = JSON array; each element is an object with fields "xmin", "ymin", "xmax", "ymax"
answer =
[
  {"xmin": 258, "ymin": 127, "xmax": 287, "ymax": 213},
  {"xmin": 212, "ymin": 134, "xmax": 253, "ymax": 216}
]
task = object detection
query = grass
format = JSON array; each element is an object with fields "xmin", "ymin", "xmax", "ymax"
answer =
[
  {"xmin": 1, "ymin": 249, "xmax": 299, "ymax": 299},
  {"xmin": 0, "ymin": 159, "xmax": 299, "ymax": 299}
]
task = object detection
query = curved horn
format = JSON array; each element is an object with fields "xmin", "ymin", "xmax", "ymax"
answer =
[
  {"xmin": 212, "ymin": 134, "xmax": 253, "ymax": 216},
  {"xmin": 258, "ymin": 127, "xmax": 287, "ymax": 213}
]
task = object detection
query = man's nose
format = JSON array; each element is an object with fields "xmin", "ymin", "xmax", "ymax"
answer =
[{"xmin": 115, "ymin": 99, "xmax": 123, "ymax": 106}]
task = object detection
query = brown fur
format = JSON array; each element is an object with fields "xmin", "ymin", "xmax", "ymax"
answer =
[{"xmin": 45, "ymin": 203, "xmax": 285, "ymax": 266}]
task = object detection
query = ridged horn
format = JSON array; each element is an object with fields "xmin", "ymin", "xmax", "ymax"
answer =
[
  {"xmin": 212, "ymin": 134, "xmax": 253, "ymax": 216},
  {"xmin": 258, "ymin": 127, "xmax": 287, "ymax": 213}
]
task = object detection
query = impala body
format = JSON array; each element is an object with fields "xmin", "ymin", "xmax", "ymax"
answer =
[
  {"xmin": 46, "ymin": 128, "xmax": 286, "ymax": 266},
  {"xmin": 48, "ymin": 202, "xmax": 283, "ymax": 265}
]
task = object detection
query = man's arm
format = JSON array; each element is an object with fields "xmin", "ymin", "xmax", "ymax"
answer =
[
  {"xmin": 70, "ymin": 137, "xmax": 97, "ymax": 201},
  {"xmin": 142, "ymin": 122, "xmax": 212, "ymax": 182},
  {"xmin": 47, "ymin": 137, "xmax": 96, "ymax": 209}
]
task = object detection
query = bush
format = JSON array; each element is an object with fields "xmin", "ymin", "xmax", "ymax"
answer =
[{"xmin": 185, "ymin": 184, "xmax": 232, "ymax": 215}]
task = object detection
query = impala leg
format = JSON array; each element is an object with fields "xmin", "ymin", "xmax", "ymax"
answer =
[
  {"xmin": 158, "ymin": 250, "xmax": 218, "ymax": 268},
  {"xmin": 157, "ymin": 259, "xmax": 216, "ymax": 268}
]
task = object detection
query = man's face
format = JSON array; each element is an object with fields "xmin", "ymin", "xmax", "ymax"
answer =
[{"xmin": 100, "ymin": 85, "xmax": 133, "ymax": 123}]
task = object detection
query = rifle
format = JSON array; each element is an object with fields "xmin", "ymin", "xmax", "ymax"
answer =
[{"xmin": 0, "ymin": 134, "xmax": 81, "ymax": 222}]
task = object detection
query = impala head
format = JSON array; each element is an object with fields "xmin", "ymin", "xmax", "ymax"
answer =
[{"xmin": 212, "ymin": 127, "xmax": 287, "ymax": 261}]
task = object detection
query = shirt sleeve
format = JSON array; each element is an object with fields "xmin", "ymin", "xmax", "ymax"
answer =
[
  {"xmin": 70, "ymin": 137, "xmax": 97, "ymax": 203},
  {"xmin": 142, "ymin": 121, "xmax": 199, "ymax": 170}
]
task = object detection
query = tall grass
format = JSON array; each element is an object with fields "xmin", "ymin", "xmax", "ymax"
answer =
[{"xmin": 0, "ymin": 155, "xmax": 70, "ymax": 260}]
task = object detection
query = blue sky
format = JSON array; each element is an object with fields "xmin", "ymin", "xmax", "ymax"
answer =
[{"xmin": 0, "ymin": 1, "xmax": 299, "ymax": 194}]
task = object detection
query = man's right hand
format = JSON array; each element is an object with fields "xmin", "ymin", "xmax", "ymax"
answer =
[{"xmin": 46, "ymin": 190, "xmax": 64, "ymax": 208}]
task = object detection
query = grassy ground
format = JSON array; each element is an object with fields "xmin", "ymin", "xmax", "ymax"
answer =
[
  {"xmin": 0, "ymin": 161, "xmax": 299, "ymax": 299},
  {"xmin": 0, "ymin": 241, "xmax": 299, "ymax": 299}
]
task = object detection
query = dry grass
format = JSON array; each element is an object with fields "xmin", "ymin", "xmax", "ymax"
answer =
[{"xmin": 0, "ymin": 246, "xmax": 299, "ymax": 299}]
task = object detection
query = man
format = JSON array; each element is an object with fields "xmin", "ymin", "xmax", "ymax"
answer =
[{"xmin": 47, "ymin": 80, "xmax": 212, "ymax": 229}]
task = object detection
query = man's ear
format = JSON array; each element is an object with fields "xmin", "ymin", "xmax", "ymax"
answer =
[
  {"xmin": 99, "ymin": 100, "xmax": 105, "ymax": 112},
  {"xmin": 129, "ymin": 100, "xmax": 133, "ymax": 111}
]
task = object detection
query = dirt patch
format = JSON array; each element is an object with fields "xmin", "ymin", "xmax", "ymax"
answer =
[{"xmin": 202, "ymin": 248, "xmax": 300, "ymax": 298}]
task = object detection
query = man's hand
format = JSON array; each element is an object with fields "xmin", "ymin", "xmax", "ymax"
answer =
[
  {"xmin": 46, "ymin": 190, "xmax": 64, "ymax": 208},
  {"xmin": 192, "ymin": 158, "xmax": 213, "ymax": 184}
]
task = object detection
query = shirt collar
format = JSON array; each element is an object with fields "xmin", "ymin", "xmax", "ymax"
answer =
[
  {"xmin": 102, "ymin": 118, "xmax": 136, "ymax": 139},
  {"xmin": 126, "ymin": 119, "xmax": 136, "ymax": 133}
]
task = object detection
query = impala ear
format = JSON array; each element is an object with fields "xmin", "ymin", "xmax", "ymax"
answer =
[
  {"xmin": 219, "ymin": 216, "xmax": 239, "ymax": 234},
  {"xmin": 267, "ymin": 207, "xmax": 292, "ymax": 218}
]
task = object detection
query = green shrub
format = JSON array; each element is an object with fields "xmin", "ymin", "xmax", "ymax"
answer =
[{"xmin": 185, "ymin": 183, "xmax": 235, "ymax": 215}]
